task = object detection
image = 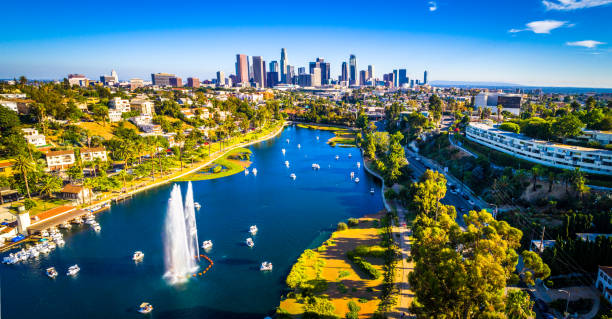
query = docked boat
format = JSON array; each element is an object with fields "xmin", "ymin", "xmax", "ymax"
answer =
[
  {"xmin": 289, "ymin": 173, "xmax": 296, "ymax": 180},
  {"xmin": 252, "ymin": 168, "xmax": 258, "ymax": 176},
  {"xmin": 246, "ymin": 238, "xmax": 254, "ymax": 248},
  {"xmin": 138, "ymin": 302, "xmax": 154, "ymax": 314},
  {"xmin": 312, "ymin": 163, "xmax": 320, "ymax": 170},
  {"xmin": 59, "ymin": 222, "xmax": 72, "ymax": 229},
  {"xmin": 194, "ymin": 202, "xmax": 201, "ymax": 209},
  {"xmin": 285, "ymin": 160, "xmax": 290, "ymax": 168},
  {"xmin": 355, "ymin": 178, "xmax": 360, "ymax": 183},
  {"xmin": 133, "ymin": 251, "xmax": 144, "ymax": 262},
  {"xmin": 72, "ymin": 217, "xmax": 83, "ymax": 224},
  {"xmin": 67, "ymin": 264, "xmax": 80, "ymax": 276},
  {"xmin": 202, "ymin": 240, "xmax": 213, "ymax": 250},
  {"xmin": 41, "ymin": 230, "xmax": 49, "ymax": 237},
  {"xmin": 92, "ymin": 223, "xmax": 101, "ymax": 232},
  {"xmin": 249, "ymin": 225, "xmax": 258, "ymax": 235},
  {"xmin": 3, "ymin": 254, "xmax": 18, "ymax": 264},
  {"xmin": 370, "ymin": 188, "xmax": 375, "ymax": 194},
  {"xmin": 244, "ymin": 169, "xmax": 250, "ymax": 176},
  {"xmin": 335, "ymin": 155, "xmax": 339, "ymax": 160},
  {"xmin": 85, "ymin": 217, "xmax": 96, "ymax": 225},
  {"xmin": 46, "ymin": 267, "xmax": 58, "ymax": 278},
  {"xmin": 350, "ymin": 172, "xmax": 355, "ymax": 179},
  {"xmin": 260, "ymin": 261, "xmax": 273, "ymax": 271}
]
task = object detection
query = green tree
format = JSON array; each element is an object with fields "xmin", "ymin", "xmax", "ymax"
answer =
[
  {"xmin": 13, "ymin": 155, "xmax": 35, "ymax": 199},
  {"xmin": 552, "ymin": 114, "xmax": 584, "ymax": 142},
  {"xmin": 38, "ymin": 175, "xmax": 62, "ymax": 199},
  {"xmin": 505, "ymin": 290, "xmax": 535, "ymax": 319},
  {"xmin": 499, "ymin": 122, "xmax": 520, "ymax": 134}
]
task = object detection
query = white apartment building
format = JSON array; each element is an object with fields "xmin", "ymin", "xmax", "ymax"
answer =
[
  {"xmin": 21, "ymin": 128, "xmax": 46, "ymax": 147},
  {"xmin": 130, "ymin": 99, "xmax": 154, "ymax": 116},
  {"xmin": 109, "ymin": 97, "xmax": 131, "ymax": 113},
  {"xmin": 466, "ymin": 123, "xmax": 612, "ymax": 175},
  {"xmin": 80, "ymin": 147, "xmax": 107, "ymax": 162},
  {"xmin": 474, "ymin": 92, "xmax": 522, "ymax": 116},
  {"xmin": 0, "ymin": 100, "xmax": 18, "ymax": 112},
  {"xmin": 596, "ymin": 266, "xmax": 612, "ymax": 304},
  {"xmin": 46, "ymin": 150, "xmax": 76, "ymax": 171},
  {"xmin": 108, "ymin": 109, "xmax": 123, "ymax": 123},
  {"xmin": 571, "ymin": 130, "xmax": 612, "ymax": 146}
]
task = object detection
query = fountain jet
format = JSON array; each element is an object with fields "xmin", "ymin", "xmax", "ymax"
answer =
[
  {"xmin": 184, "ymin": 182, "xmax": 199, "ymax": 261},
  {"xmin": 163, "ymin": 184, "xmax": 198, "ymax": 284}
]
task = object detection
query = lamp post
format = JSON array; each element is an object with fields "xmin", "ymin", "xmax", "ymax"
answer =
[{"xmin": 559, "ymin": 289, "xmax": 570, "ymax": 318}]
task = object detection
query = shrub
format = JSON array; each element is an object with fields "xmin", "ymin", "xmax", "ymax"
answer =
[
  {"xmin": 347, "ymin": 300, "xmax": 361, "ymax": 312},
  {"xmin": 212, "ymin": 165, "xmax": 222, "ymax": 173},
  {"xmin": 347, "ymin": 218, "xmax": 359, "ymax": 227},
  {"xmin": 338, "ymin": 270, "xmax": 351, "ymax": 278},
  {"xmin": 499, "ymin": 122, "xmax": 520, "ymax": 133},
  {"xmin": 303, "ymin": 296, "xmax": 338, "ymax": 318},
  {"xmin": 23, "ymin": 199, "xmax": 36, "ymax": 210},
  {"xmin": 337, "ymin": 222, "xmax": 348, "ymax": 231},
  {"xmin": 350, "ymin": 256, "xmax": 380, "ymax": 279}
]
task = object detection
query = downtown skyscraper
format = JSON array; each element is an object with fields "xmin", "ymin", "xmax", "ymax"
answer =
[
  {"xmin": 349, "ymin": 54, "xmax": 357, "ymax": 85},
  {"xmin": 252, "ymin": 56, "xmax": 266, "ymax": 88},
  {"xmin": 235, "ymin": 54, "xmax": 248, "ymax": 84},
  {"xmin": 280, "ymin": 48, "xmax": 289, "ymax": 84},
  {"xmin": 341, "ymin": 62, "xmax": 348, "ymax": 82}
]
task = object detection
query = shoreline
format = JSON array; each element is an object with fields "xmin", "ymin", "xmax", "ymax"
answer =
[{"xmin": 81, "ymin": 121, "xmax": 287, "ymax": 212}]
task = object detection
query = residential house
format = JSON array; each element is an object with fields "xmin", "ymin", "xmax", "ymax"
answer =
[
  {"xmin": 130, "ymin": 99, "xmax": 154, "ymax": 116},
  {"xmin": 109, "ymin": 97, "xmax": 131, "ymax": 113},
  {"xmin": 108, "ymin": 109, "xmax": 123, "ymax": 123},
  {"xmin": 80, "ymin": 147, "xmax": 107, "ymax": 162},
  {"xmin": 596, "ymin": 266, "xmax": 612, "ymax": 304},
  {"xmin": 21, "ymin": 128, "xmax": 46, "ymax": 147},
  {"xmin": 0, "ymin": 160, "xmax": 14, "ymax": 177},
  {"xmin": 58, "ymin": 184, "xmax": 92, "ymax": 205},
  {"xmin": 46, "ymin": 150, "xmax": 75, "ymax": 171}
]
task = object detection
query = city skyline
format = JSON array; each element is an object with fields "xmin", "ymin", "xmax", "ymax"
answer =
[{"xmin": 1, "ymin": 0, "xmax": 611, "ymax": 87}]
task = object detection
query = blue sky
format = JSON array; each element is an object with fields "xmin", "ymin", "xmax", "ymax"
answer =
[{"xmin": 1, "ymin": 0, "xmax": 611, "ymax": 87}]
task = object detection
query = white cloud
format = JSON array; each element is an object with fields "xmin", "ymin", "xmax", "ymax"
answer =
[
  {"xmin": 428, "ymin": 1, "xmax": 437, "ymax": 11},
  {"xmin": 509, "ymin": 20, "xmax": 568, "ymax": 34},
  {"xmin": 566, "ymin": 40, "xmax": 606, "ymax": 48},
  {"xmin": 543, "ymin": 0, "xmax": 612, "ymax": 10}
]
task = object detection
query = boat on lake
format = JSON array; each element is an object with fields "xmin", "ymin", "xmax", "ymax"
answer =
[
  {"xmin": 260, "ymin": 261, "xmax": 273, "ymax": 271},
  {"xmin": 46, "ymin": 267, "xmax": 58, "ymax": 278},
  {"xmin": 312, "ymin": 163, "xmax": 320, "ymax": 170},
  {"xmin": 356, "ymin": 162, "xmax": 361, "ymax": 168},
  {"xmin": 194, "ymin": 202, "xmax": 201, "ymax": 209},
  {"xmin": 297, "ymin": 144, "xmax": 301, "ymax": 149},
  {"xmin": 202, "ymin": 240, "xmax": 213, "ymax": 250},
  {"xmin": 289, "ymin": 173, "xmax": 296, "ymax": 180},
  {"xmin": 67, "ymin": 264, "xmax": 80, "ymax": 276},
  {"xmin": 282, "ymin": 148, "xmax": 286, "ymax": 155},
  {"xmin": 133, "ymin": 251, "xmax": 144, "ymax": 262},
  {"xmin": 138, "ymin": 302, "xmax": 153, "ymax": 314},
  {"xmin": 72, "ymin": 217, "xmax": 83, "ymax": 224},
  {"xmin": 350, "ymin": 172, "xmax": 355, "ymax": 179},
  {"xmin": 335, "ymin": 155, "xmax": 339, "ymax": 160},
  {"xmin": 252, "ymin": 168, "xmax": 258, "ymax": 176},
  {"xmin": 370, "ymin": 188, "xmax": 375, "ymax": 194},
  {"xmin": 249, "ymin": 225, "xmax": 258, "ymax": 235},
  {"xmin": 59, "ymin": 222, "xmax": 71, "ymax": 229},
  {"xmin": 286, "ymin": 139, "xmax": 290, "ymax": 143},
  {"xmin": 348, "ymin": 153, "xmax": 352, "ymax": 158},
  {"xmin": 285, "ymin": 160, "xmax": 290, "ymax": 168},
  {"xmin": 91, "ymin": 223, "xmax": 101, "ymax": 232},
  {"xmin": 244, "ymin": 169, "xmax": 250, "ymax": 176},
  {"xmin": 355, "ymin": 178, "xmax": 360, "ymax": 183},
  {"xmin": 246, "ymin": 238, "xmax": 254, "ymax": 248}
]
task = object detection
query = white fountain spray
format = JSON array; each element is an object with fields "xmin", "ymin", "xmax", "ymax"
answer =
[
  {"xmin": 184, "ymin": 182, "xmax": 199, "ymax": 262},
  {"xmin": 163, "ymin": 184, "xmax": 198, "ymax": 284}
]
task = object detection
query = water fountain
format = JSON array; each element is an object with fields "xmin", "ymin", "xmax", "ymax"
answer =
[
  {"xmin": 163, "ymin": 184, "xmax": 199, "ymax": 284},
  {"xmin": 184, "ymin": 182, "xmax": 199, "ymax": 262}
]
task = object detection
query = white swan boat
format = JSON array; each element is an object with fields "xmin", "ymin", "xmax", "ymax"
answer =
[
  {"xmin": 357, "ymin": 162, "xmax": 361, "ymax": 168},
  {"xmin": 350, "ymin": 172, "xmax": 355, "ymax": 179},
  {"xmin": 46, "ymin": 267, "xmax": 58, "ymax": 278},
  {"xmin": 202, "ymin": 240, "xmax": 213, "ymax": 250},
  {"xmin": 354, "ymin": 178, "xmax": 360, "ymax": 183},
  {"xmin": 282, "ymin": 148, "xmax": 286, "ymax": 155},
  {"xmin": 92, "ymin": 223, "xmax": 101, "ymax": 232},
  {"xmin": 335, "ymin": 155, "xmax": 339, "ymax": 160},
  {"xmin": 312, "ymin": 163, "xmax": 320, "ymax": 170},
  {"xmin": 249, "ymin": 225, "xmax": 258, "ymax": 235},
  {"xmin": 260, "ymin": 261, "xmax": 273, "ymax": 271},
  {"xmin": 348, "ymin": 153, "xmax": 352, "ymax": 158},
  {"xmin": 67, "ymin": 264, "xmax": 80, "ymax": 276},
  {"xmin": 297, "ymin": 144, "xmax": 301, "ymax": 149},
  {"xmin": 285, "ymin": 160, "xmax": 290, "ymax": 168},
  {"xmin": 244, "ymin": 168, "xmax": 250, "ymax": 176},
  {"xmin": 133, "ymin": 251, "xmax": 144, "ymax": 262},
  {"xmin": 246, "ymin": 238, "xmax": 254, "ymax": 248}
]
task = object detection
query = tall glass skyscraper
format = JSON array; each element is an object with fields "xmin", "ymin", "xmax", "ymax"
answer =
[
  {"xmin": 349, "ymin": 54, "xmax": 357, "ymax": 85},
  {"xmin": 280, "ymin": 48, "xmax": 288, "ymax": 84}
]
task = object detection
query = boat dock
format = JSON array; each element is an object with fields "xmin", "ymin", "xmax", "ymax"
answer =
[{"xmin": 27, "ymin": 206, "xmax": 91, "ymax": 235}]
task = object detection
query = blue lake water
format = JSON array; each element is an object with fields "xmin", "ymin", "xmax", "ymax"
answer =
[{"xmin": 0, "ymin": 125, "xmax": 384, "ymax": 318}]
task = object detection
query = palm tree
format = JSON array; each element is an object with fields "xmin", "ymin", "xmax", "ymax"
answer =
[
  {"xmin": 13, "ymin": 155, "xmax": 35, "ymax": 199},
  {"xmin": 38, "ymin": 175, "xmax": 62, "ymax": 207},
  {"xmin": 531, "ymin": 165, "xmax": 543, "ymax": 191},
  {"xmin": 92, "ymin": 157, "xmax": 102, "ymax": 177},
  {"xmin": 134, "ymin": 139, "xmax": 145, "ymax": 165},
  {"xmin": 497, "ymin": 104, "xmax": 503, "ymax": 123},
  {"xmin": 548, "ymin": 172, "xmax": 556, "ymax": 192},
  {"xmin": 83, "ymin": 178, "xmax": 95, "ymax": 204}
]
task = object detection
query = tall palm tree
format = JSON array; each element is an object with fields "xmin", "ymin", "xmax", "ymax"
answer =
[
  {"xmin": 92, "ymin": 157, "xmax": 102, "ymax": 177},
  {"xmin": 115, "ymin": 140, "xmax": 134, "ymax": 189},
  {"xmin": 83, "ymin": 178, "xmax": 95, "ymax": 204},
  {"xmin": 497, "ymin": 105, "xmax": 503, "ymax": 123},
  {"xmin": 13, "ymin": 155, "xmax": 35, "ymax": 199},
  {"xmin": 531, "ymin": 165, "xmax": 543, "ymax": 191},
  {"xmin": 134, "ymin": 139, "xmax": 145, "ymax": 165},
  {"xmin": 38, "ymin": 175, "xmax": 62, "ymax": 202}
]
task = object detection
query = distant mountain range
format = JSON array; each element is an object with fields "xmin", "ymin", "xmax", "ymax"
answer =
[
  {"xmin": 429, "ymin": 80, "xmax": 612, "ymax": 94},
  {"xmin": 430, "ymin": 80, "xmax": 522, "ymax": 87}
]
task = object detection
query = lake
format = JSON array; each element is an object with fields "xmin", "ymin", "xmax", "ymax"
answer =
[{"xmin": 0, "ymin": 125, "xmax": 384, "ymax": 318}]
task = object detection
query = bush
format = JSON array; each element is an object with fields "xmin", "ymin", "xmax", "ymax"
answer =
[
  {"xmin": 212, "ymin": 165, "xmax": 222, "ymax": 173},
  {"xmin": 349, "ymin": 256, "xmax": 380, "ymax": 279},
  {"xmin": 337, "ymin": 222, "xmax": 348, "ymax": 231},
  {"xmin": 23, "ymin": 199, "xmax": 36, "ymax": 210},
  {"xmin": 347, "ymin": 218, "xmax": 359, "ymax": 227},
  {"xmin": 499, "ymin": 122, "xmax": 520, "ymax": 133},
  {"xmin": 345, "ymin": 300, "xmax": 361, "ymax": 319}
]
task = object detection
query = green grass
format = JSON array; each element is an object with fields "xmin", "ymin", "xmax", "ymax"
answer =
[
  {"xmin": 296, "ymin": 123, "xmax": 351, "ymax": 131},
  {"xmin": 11, "ymin": 197, "xmax": 71, "ymax": 215}
]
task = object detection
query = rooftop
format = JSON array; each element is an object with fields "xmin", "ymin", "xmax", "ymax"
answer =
[{"xmin": 46, "ymin": 150, "xmax": 74, "ymax": 157}]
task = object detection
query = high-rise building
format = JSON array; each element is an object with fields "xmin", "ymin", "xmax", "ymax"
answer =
[
  {"xmin": 187, "ymin": 77, "xmax": 200, "ymax": 88},
  {"xmin": 311, "ymin": 67, "xmax": 321, "ymax": 87},
  {"xmin": 298, "ymin": 67, "xmax": 306, "ymax": 75},
  {"xmin": 151, "ymin": 73, "xmax": 177, "ymax": 87},
  {"xmin": 129, "ymin": 78, "xmax": 143, "ymax": 90},
  {"xmin": 297, "ymin": 73, "xmax": 312, "ymax": 87},
  {"xmin": 359, "ymin": 70, "xmax": 367, "ymax": 86},
  {"xmin": 111, "ymin": 70, "xmax": 118, "ymax": 83},
  {"xmin": 235, "ymin": 54, "xmax": 249, "ymax": 84},
  {"xmin": 393, "ymin": 70, "xmax": 399, "ymax": 87},
  {"xmin": 216, "ymin": 71, "xmax": 225, "ymax": 86},
  {"xmin": 252, "ymin": 56, "xmax": 266, "ymax": 88},
  {"xmin": 280, "ymin": 48, "xmax": 288, "ymax": 84},
  {"xmin": 269, "ymin": 61, "xmax": 279, "ymax": 73},
  {"xmin": 267, "ymin": 72, "xmax": 279, "ymax": 87},
  {"xmin": 349, "ymin": 54, "xmax": 357, "ymax": 85},
  {"xmin": 169, "ymin": 77, "xmax": 182, "ymax": 87},
  {"xmin": 383, "ymin": 73, "xmax": 395, "ymax": 87},
  {"xmin": 367, "ymin": 65, "xmax": 374, "ymax": 81},
  {"xmin": 309, "ymin": 58, "xmax": 330, "ymax": 85},
  {"xmin": 286, "ymin": 65, "xmax": 295, "ymax": 84},
  {"xmin": 398, "ymin": 69, "xmax": 408, "ymax": 86},
  {"xmin": 424, "ymin": 70, "xmax": 428, "ymax": 84},
  {"xmin": 341, "ymin": 62, "xmax": 348, "ymax": 82}
]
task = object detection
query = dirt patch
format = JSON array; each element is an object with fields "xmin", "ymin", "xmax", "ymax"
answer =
[{"xmin": 520, "ymin": 181, "xmax": 568, "ymax": 202}]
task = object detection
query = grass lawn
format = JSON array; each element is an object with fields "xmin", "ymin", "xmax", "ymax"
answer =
[
  {"xmin": 176, "ymin": 148, "xmax": 252, "ymax": 182},
  {"xmin": 76, "ymin": 121, "xmax": 139, "ymax": 139},
  {"xmin": 278, "ymin": 211, "xmax": 388, "ymax": 318},
  {"xmin": 296, "ymin": 123, "xmax": 353, "ymax": 132},
  {"xmin": 328, "ymin": 132, "xmax": 357, "ymax": 147},
  {"xmin": 11, "ymin": 197, "xmax": 71, "ymax": 216}
]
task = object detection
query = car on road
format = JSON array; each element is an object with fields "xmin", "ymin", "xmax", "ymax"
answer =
[{"xmin": 468, "ymin": 199, "xmax": 475, "ymax": 205}]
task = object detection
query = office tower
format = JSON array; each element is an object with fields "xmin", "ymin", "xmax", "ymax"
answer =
[
  {"xmin": 286, "ymin": 65, "xmax": 295, "ymax": 84},
  {"xmin": 359, "ymin": 70, "xmax": 367, "ymax": 86},
  {"xmin": 267, "ymin": 72, "xmax": 279, "ymax": 87},
  {"xmin": 367, "ymin": 65, "xmax": 374, "ymax": 81},
  {"xmin": 216, "ymin": 71, "xmax": 225, "ymax": 86},
  {"xmin": 410, "ymin": 79, "xmax": 414, "ymax": 88},
  {"xmin": 309, "ymin": 58, "xmax": 330, "ymax": 85},
  {"xmin": 398, "ymin": 69, "xmax": 408, "ymax": 86},
  {"xmin": 383, "ymin": 72, "xmax": 395, "ymax": 87},
  {"xmin": 393, "ymin": 70, "xmax": 399, "ymax": 87},
  {"xmin": 311, "ymin": 67, "xmax": 321, "ymax": 87},
  {"xmin": 349, "ymin": 54, "xmax": 357, "ymax": 85},
  {"xmin": 298, "ymin": 67, "xmax": 306, "ymax": 75},
  {"xmin": 269, "ymin": 61, "xmax": 279, "ymax": 73},
  {"xmin": 252, "ymin": 56, "xmax": 266, "ymax": 88},
  {"xmin": 341, "ymin": 62, "xmax": 348, "ymax": 82},
  {"xmin": 187, "ymin": 77, "xmax": 200, "ymax": 88},
  {"xmin": 235, "ymin": 54, "xmax": 249, "ymax": 84},
  {"xmin": 280, "ymin": 48, "xmax": 288, "ymax": 83},
  {"xmin": 151, "ymin": 73, "xmax": 177, "ymax": 86},
  {"xmin": 424, "ymin": 70, "xmax": 428, "ymax": 84},
  {"xmin": 169, "ymin": 77, "xmax": 182, "ymax": 87}
]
